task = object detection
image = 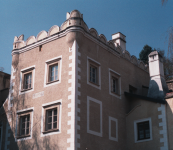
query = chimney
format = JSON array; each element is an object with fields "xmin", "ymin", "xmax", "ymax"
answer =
[
  {"xmin": 112, "ymin": 32, "xmax": 126, "ymax": 51},
  {"xmin": 147, "ymin": 51, "xmax": 168, "ymax": 99}
]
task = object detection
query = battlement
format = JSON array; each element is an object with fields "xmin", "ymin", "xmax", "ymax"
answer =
[{"xmin": 12, "ymin": 10, "xmax": 148, "ymax": 72}]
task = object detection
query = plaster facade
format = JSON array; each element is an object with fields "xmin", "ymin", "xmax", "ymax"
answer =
[{"xmin": 1, "ymin": 10, "xmax": 173, "ymax": 150}]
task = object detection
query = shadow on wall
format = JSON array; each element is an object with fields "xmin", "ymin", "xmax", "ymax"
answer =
[{"xmin": 148, "ymin": 79, "xmax": 168, "ymax": 100}]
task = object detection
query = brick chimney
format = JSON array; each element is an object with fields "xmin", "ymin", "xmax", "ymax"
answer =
[
  {"xmin": 112, "ymin": 32, "xmax": 126, "ymax": 51},
  {"xmin": 147, "ymin": 51, "xmax": 168, "ymax": 99}
]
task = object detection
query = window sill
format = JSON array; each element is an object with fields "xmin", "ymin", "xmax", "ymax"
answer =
[
  {"xmin": 42, "ymin": 129, "xmax": 59, "ymax": 134},
  {"xmin": 89, "ymin": 81, "xmax": 100, "ymax": 87},
  {"xmin": 46, "ymin": 80, "xmax": 59, "ymax": 85},
  {"xmin": 21, "ymin": 88, "xmax": 33, "ymax": 92},
  {"xmin": 111, "ymin": 91, "xmax": 120, "ymax": 96},
  {"xmin": 16, "ymin": 134, "xmax": 31, "ymax": 139}
]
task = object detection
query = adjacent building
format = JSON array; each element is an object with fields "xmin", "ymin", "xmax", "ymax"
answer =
[{"xmin": 0, "ymin": 10, "xmax": 173, "ymax": 150}]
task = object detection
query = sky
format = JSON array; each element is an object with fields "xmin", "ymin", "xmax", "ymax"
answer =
[{"xmin": 0, "ymin": 0, "xmax": 173, "ymax": 74}]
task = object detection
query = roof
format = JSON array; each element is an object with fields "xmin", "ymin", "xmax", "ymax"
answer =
[{"xmin": 124, "ymin": 92, "xmax": 166, "ymax": 104}]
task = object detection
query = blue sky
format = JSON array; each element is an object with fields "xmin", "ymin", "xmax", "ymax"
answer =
[{"xmin": 0, "ymin": 0, "xmax": 173, "ymax": 74}]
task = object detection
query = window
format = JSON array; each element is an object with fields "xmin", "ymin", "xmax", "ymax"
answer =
[
  {"xmin": 134, "ymin": 118, "xmax": 152, "ymax": 143},
  {"xmin": 20, "ymin": 115, "xmax": 30, "ymax": 136},
  {"xmin": 46, "ymin": 108, "xmax": 58, "ymax": 131},
  {"xmin": 137, "ymin": 121, "xmax": 150, "ymax": 140},
  {"xmin": 20, "ymin": 66, "xmax": 35, "ymax": 94},
  {"xmin": 90, "ymin": 65, "xmax": 97, "ymax": 84},
  {"xmin": 109, "ymin": 69, "xmax": 121, "ymax": 98},
  {"xmin": 112, "ymin": 77, "xmax": 118, "ymax": 94},
  {"xmin": 16, "ymin": 107, "xmax": 34, "ymax": 140},
  {"xmin": 87, "ymin": 57, "xmax": 101, "ymax": 89},
  {"xmin": 49, "ymin": 64, "xmax": 58, "ymax": 82},
  {"xmin": 44, "ymin": 56, "xmax": 62, "ymax": 87},
  {"xmin": 24, "ymin": 73, "xmax": 32, "ymax": 90},
  {"xmin": 41, "ymin": 100, "xmax": 61, "ymax": 136}
]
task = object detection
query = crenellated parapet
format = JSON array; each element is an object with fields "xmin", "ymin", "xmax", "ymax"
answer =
[{"xmin": 12, "ymin": 9, "xmax": 148, "ymax": 72}]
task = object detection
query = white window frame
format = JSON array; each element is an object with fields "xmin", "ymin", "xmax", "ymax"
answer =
[
  {"xmin": 87, "ymin": 57, "xmax": 101, "ymax": 90},
  {"xmin": 41, "ymin": 99, "xmax": 62, "ymax": 137},
  {"xmin": 87, "ymin": 96, "xmax": 102, "ymax": 137},
  {"xmin": 134, "ymin": 117, "xmax": 152, "ymax": 143},
  {"xmin": 44, "ymin": 56, "xmax": 62, "ymax": 87},
  {"xmin": 19, "ymin": 65, "xmax": 35, "ymax": 95},
  {"xmin": 15, "ymin": 107, "xmax": 34, "ymax": 141},
  {"xmin": 109, "ymin": 68, "xmax": 121, "ymax": 99},
  {"xmin": 109, "ymin": 116, "xmax": 118, "ymax": 142}
]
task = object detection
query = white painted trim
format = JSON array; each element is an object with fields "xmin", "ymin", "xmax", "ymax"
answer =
[
  {"xmin": 67, "ymin": 40, "xmax": 81, "ymax": 150},
  {"xmin": 87, "ymin": 96, "xmax": 102, "ymax": 137},
  {"xmin": 41, "ymin": 99, "xmax": 62, "ymax": 137},
  {"xmin": 87, "ymin": 57, "xmax": 101, "ymax": 90},
  {"xmin": 158, "ymin": 104, "xmax": 168, "ymax": 150},
  {"xmin": 44, "ymin": 55, "xmax": 62, "ymax": 87},
  {"xmin": 109, "ymin": 68, "xmax": 121, "ymax": 99},
  {"xmin": 15, "ymin": 107, "xmax": 34, "ymax": 141},
  {"xmin": 19, "ymin": 65, "xmax": 35, "ymax": 95},
  {"xmin": 134, "ymin": 117, "xmax": 152, "ymax": 143},
  {"xmin": 109, "ymin": 116, "xmax": 118, "ymax": 142}
]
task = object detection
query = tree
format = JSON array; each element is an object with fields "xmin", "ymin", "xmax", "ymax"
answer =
[{"xmin": 139, "ymin": 45, "xmax": 153, "ymax": 64}]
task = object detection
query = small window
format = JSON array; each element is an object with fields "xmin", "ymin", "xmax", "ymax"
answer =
[
  {"xmin": 134, "ymin": 118, "xmax": 152, "ymax": 143},
  {"xmin": 16, "ymin": 108, "xmax": 33, "ymax": 140},
  {"xmin": 112, "ymin": 77, "xmax": 118, "ymax": 94},
  {"xmin": 39, "ymin": 45, "xmax": 42, "ymax": 52},
  {"xmin": 21, "ymin": 66, "xmax": 35, "ymax": 93},
  {"xmin": 87, "ymin": 57, "xmax": 101, "ymax": 89},
  {"xmin": 45, "ymin": 57, "xmax": 61, "ymax": 85},
  {"xmin": 90, "ymin": 65, "xmax": 97, "ymax": 84},
  {"xmin": 20, "ymin": 115, "xmax": 30, "ymax": 136},
  {"xmin": 49, "ymin": 64, "xmax": 58, "ymax": 82},
  {"xmin": 46, "ymin": 108, "xmax": 58, "ymax": 131},
  {"xmin": 42, "ymin": 102, "xmax": 61, "ymax": 134},
  {"xmin": 24, "ymin": 73, "xmax": 32, "ymax": 90},
  {"xmin": 109, "ymin": 69, "xmax": 121, "ymax": 98},
  {"xmin": 137, "ymin": 121, "xmax": 150, "ymax": 140}
]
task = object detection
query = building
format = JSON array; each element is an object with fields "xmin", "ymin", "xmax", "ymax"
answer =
[
  {"xmin": 0, "ymin": 10, "xmax": 173, "ymax": 150},
  {"xmin": 0, "ymin": 71, "xmax": 10, "ymax": 108}
]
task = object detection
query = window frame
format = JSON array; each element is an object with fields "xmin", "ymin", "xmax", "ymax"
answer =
[
  {"xmin": 134, "ymin": 118, "xmax": 152, "ymax": 143},
  {"xmin": 20, "ymin": 66, "xmax": 35, "ymax": 95},
  {"xmin": 44, "ymin": 56, "xmax": 62, "ymax": 87},
  {"xmin": 87, "ymin": 57, "xmax": 101, "ymax": 90},
  {"xmin": 41, "ymin": 100, "xmax": 62, "ymax": 136},
  {"xmin": 42, "ymin": 104, "xmax": 60, "ymax": 134},
  {"xmin": 16, "ymin": 107, "xmax": 34, "ymax": 141},
  {"xmin": 109, "ymin": 68, "xmax": 121, "ymax": 99}
]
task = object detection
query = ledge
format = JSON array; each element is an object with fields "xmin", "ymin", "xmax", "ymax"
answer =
[
  {"xmin": 42, "ymin": 129, "xmax": 59, "ymax": 134},
  {"xmin": 124, "ymin": 92, "xmax": 166, "ymax": 104},
  {"xmin": 16, "ymin": 134, "xmax": 30, "ymax": 139}
]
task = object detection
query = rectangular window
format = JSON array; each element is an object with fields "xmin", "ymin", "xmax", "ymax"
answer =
[
  {"xmin": 134, "ymin": 118, "xmax": 152, "ymax": 143},
  {"xmin": 49, "ymin": 64, "xmax": 58, "ymax": 82},
  {"xmin": 20, "ymin": 115, "xmax": 30, "ymax": 136},
  {"xmin": 45, "ymin": 57, "xmax": 62, "ymax": 86},
  {"xmin": 46, "ymin": 108, "xmax": 58, "ymax": 131},
  {"xmin": 87, "ymin": 57, "xmax": 101, "ymax": 89},
  {"xmin": 137, "ymin": 121, "xmax": 150, "ymax": 140},
  {"xmin": 20, "ymin": 66, "xmax": 35, "ymax": 93},
  {"xmin": 24, "ymin": 73, "xmax": 32, "ymax": 90},
  {"xmin": 112, "ymin": 77, "xmax": 118, "ymax": 94},
  {"xmin": 109, "ymin": 69, "xmax": 121, "ymax": 99},
  {"xmin": 90, "ymin": 65, "xmax": 97, "ymax": 84},
  {"xmin": 42, "ymin": 101, "xmax": 61, "ymax": 135},
  {"xmin": 16, "ymin": 108, "xmax": 33, "ymax": 140}
]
